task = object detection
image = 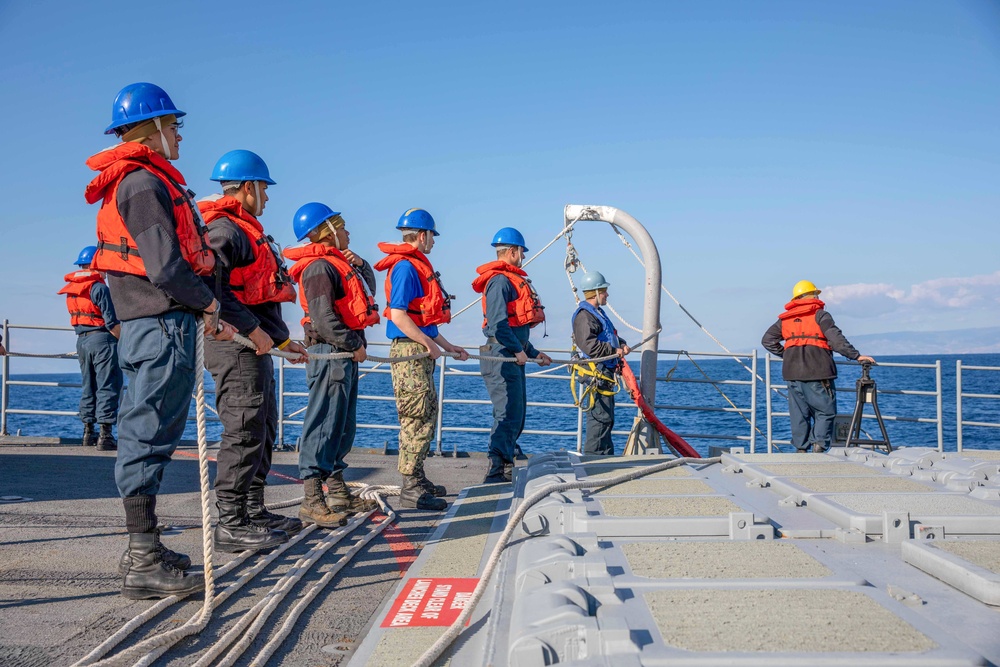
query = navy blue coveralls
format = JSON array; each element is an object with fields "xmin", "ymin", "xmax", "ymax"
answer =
[
  {"xmin": 480, "ymin": 274, "xmax": 541, "ymax": 471},
  {"xmin": 75, "ymin": 281, "xmax": 123, "ymax": 426},
  {"xmin": 572, "ymin": 301, "xmax": 626, "ymax": 456}
]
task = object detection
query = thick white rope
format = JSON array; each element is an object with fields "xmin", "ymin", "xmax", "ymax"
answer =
[
  {"xmin": 77, "ymin": 328, "xmax": 217, "ymax": 667},
  {"xmin": 131, "ymin": 526, "xmax": 321, "ymax": 667},
  {"xmin": 410, "ymin": 456, "xmax": 721, "ymax": 667},
  {"xmin": 195, "ymin": 515, "xmax": 369, "ymax": 667},
  {"xmin": 5, "ymin": 351, "xmax": 78, "ymax": 358},
  {"xmin": 249, "ymin": 494, "xmax": 395, "ymax": 665},
  {"xmin": 231, "ymin": 332, "xmax": 624, "ymax": 366}
]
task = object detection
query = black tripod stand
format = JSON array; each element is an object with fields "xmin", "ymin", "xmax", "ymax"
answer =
[{"xmin": 845, "ymin": 361, "xmax": 892, "ymax": 453}]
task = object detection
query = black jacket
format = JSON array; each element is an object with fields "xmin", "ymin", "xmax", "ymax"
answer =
[
  {"xmin": 104, "ymin": 170, "xmax": 215, "ymax": 321},
  {"xmin": 205, "ymin": 217, "xmax": 290, "ymax": 343},
  {"xmin": 762, "ymin": 309, "xmax": 860, "ymax": 381}
]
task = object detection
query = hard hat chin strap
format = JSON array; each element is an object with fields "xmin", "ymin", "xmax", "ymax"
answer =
[
  {"xmin": 253, "ymin": 181, "xmax": 263, "ymax": 217},
  {"xmin": 153, "ymin": 117, "xmax": 172, "ymax": 159},
  {"xmin": 327, "ymin": 220, "xmax": 342, "ymax": 250}
]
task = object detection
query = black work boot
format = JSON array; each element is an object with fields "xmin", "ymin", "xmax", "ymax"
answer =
[
  {"xmin": 414, "ymin": 462, "xmax": 446, "ymax": 498},
  {"xmin": 325, "ymin": 471, "xmax": 378, "ymax": 514},
  {"xmin": 121, "ymin": 532, "xmax": 204, "ymax": 600},
  {"xmin": 247, "ymin": 484, "xmax": 304, "ymax": 535},
  {"xmin": 213, "ymin": 498, "xmax": 288, "ymax": 553},
  {"xmin": 82, "ymin": 423, "xmax": 95, "ymax": 447},
  {"xmin": 97, "ymin": 424, "xmax": 117, "ymax": 451},
  {"xmin": 118, "ymin": 527, "xmax": 191, "ymax": 576},
  {"xmin": 483, "ymin": 456, "xmax": 509, "ymax": 484},
  {"xmin": 399, "ymin": 474, "xmax": 447, "ymax": 511},
  {"xmin": 299, "ymin": 478, "xmax": 350, "ymax": 528}
]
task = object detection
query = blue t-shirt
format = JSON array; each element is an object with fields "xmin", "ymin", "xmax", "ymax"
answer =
[{"xmin": 385, "ymin": 260, "xmax": 439, "ymax": 340}]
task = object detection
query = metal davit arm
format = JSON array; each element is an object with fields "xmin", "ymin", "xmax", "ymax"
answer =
[{"xmin": 564, "ymin": 205, "xmax": 663, "ymax": 454}]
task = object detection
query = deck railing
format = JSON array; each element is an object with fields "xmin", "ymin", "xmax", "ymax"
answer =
[
  {"xmin": 956, "ymin": 360, "xmax": 1000, "ymax": 452},
  {"xmin": 2, "ymin": 319, "xmax": 759, "ymax": 452},
  {"xmin": 764, "ymin": 355, "xmax": 943, "ymax": 452}
]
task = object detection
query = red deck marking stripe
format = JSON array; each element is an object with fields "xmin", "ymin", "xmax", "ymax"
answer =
[
  {"xmin": 172, "ymin": 451, "xmax": 419, "ymax": 572},
  {"xmin": 379, "ymin": 520, "xmax": 418, "ymax": 576}
]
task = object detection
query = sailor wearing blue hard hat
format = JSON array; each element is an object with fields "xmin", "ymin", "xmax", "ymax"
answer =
[
  {"xmin": 473, "ymin": 228, "xmax": 552, "ymax": 483},
  {"xmin": 58, "ymin": 245, "xmax": 123, "ymax": 451},
  {"xmin": 86, "ymin": 82, "xmax": 237, "ymax": 601},
  {"xmin": 373, "ymin": 209, "xmax": 469, "ymax": 511},
  {"xmin": 197, "ymin": 150, "xmax": 308, "ymax": 552},
  {"xmin": 283, "ymin": 203, "xmax": 381, "ymax": 527},
  {"xmin": 572, "ymin": 271, "xmax": 631, "ymax": 455}
]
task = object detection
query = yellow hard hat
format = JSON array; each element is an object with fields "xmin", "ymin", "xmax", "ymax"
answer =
[{"xmin": 792, "ymin": 280, "xmax": 821, "ymax": 299}]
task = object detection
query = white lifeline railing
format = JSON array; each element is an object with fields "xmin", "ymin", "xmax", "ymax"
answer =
[
  {"xmin": 1, "ymin": 320, "xmax": 757, "ymax": 451},
  {"xmin": 0, "ymin": 320, "xmax": 223, "ymax": 437},
  {"xmin": 956, "ymin": 360, "xmax": 1000, "ymax": 452},
  {"xmin": 764, "ymin": 355, "xmax": 944, "ymax": 452},
  {"xmin": 276, "ymin": 343, "xmax": 759, "ymax": 454}
]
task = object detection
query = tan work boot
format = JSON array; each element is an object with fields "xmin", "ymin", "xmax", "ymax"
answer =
[
  {"xmin": 299, "ymin": 478, "xmax": 349, "ymax": 528},
  {"xmin": 325, "ymin": 471, "xmax": 378, "ymax": 514}
]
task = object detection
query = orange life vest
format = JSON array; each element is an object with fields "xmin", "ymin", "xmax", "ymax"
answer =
[
  {"xmin": 779, "ymin": 298, "xmax": 831, "ymax": 350},
  {"xmin": 84, "ymin": 142, "xmax": 215, "ymax": 277},
  {"xmin": 284, "ymin": 243, "xmax": 380, "ymax": 331},
  {"xmin": 198, "ymin": 196, "xmax": 295, "ymax": 305},
  {"xmin": 372, "ymin": 243, "xmax": 452, "ymax": 326},
  {"xmin": 57, "ymin": 270, "xmax": 106, "ymax": 327},
  {"xmin": 471, "ymin": 260, "xmax": 545, "ymax": 328}
]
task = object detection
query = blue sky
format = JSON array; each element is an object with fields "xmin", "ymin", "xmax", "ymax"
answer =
[{"xmin": 2, "ymin": 0, "xmax": 999, "ymax": 368}]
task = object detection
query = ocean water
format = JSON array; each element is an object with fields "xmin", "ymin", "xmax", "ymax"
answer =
[{"xmin": 4, "ymin": 354, "xmax": 999, "ymax": 456}]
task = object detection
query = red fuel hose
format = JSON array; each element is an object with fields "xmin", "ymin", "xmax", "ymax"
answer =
[{"xmin": 620, "ymin": 362, "xmax": 701, "ymax": 458}]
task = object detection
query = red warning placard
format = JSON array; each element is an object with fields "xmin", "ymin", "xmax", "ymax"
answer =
[{"xmin": 381, "ymin": 577, "xmax": 479, "ymax": 627}]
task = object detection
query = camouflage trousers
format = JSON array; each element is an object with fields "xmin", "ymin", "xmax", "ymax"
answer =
[{"xmin": 390, "ymin": 339, "xmax": 438, "ymax": 475}]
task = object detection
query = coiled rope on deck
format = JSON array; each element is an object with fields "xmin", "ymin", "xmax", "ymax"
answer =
[{"xmin": 410, "ymin": 455, "xmax": 721, "ymax": 667}]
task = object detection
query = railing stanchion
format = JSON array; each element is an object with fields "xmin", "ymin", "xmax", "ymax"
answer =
[
  {"xmin": 750, "ymin": 351, "xmax": 757, "ymax": 454},
  {"xmin": 956, "ymin": 360, "xmax": 963, "ymax": 452},
  {"xmin": 935, "ymin": 359, "xmax": 943, "ymax": 452},
  {"xmin": 436, "ymin": 355, "xmax": 446, "ymax": 456},
  {"xmin": 765, "ymin": 354, "xmax": 773, "ymax": 453},
  {"xmin": 1, "ymin": 319, "xmax": 9, "ymax": 436}
]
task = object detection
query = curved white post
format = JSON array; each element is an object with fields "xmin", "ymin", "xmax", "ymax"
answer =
[{"xmin": 565, "ymin": 205, "xmax": 662, "ymax": 453}]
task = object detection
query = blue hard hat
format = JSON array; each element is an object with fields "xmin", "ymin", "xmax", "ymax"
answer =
[
  {"xmin": 579, "ymin": 271, "xmax": 610, "ymax": 291},
  {"xmin": 491, "ymin": 227, "xmax": 528, "ymax": 252},
  {"xmin": 396, "ymin": 208, "xmax": 439, "ymax": 236},
  {"xmin": 210, "ymin": 150, "xmax": 276, "ymax": 185},
  {"xmin": 104, "ymin": 82, "xmax": 186, "ymax": 135},
  {"xmin": 75, "ymin": 245, "xmax": 97, "ymax": 267},
  {"xmin": 293, "ymin": 202, "xmax": 341, "ymax": 242}
]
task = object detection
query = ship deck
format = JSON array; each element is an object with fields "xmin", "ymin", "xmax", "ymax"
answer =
[
  {"xmin": 0, "ymin": 439, "xmax": 489, "ymax": 667},
  {"xmin": 2, "ymin": 441, "xmax": 999, "ymax": 667}
]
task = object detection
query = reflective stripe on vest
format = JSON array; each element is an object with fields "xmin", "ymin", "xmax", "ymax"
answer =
[{"xmin": 778, "ymin": 299, "xmax": 831, "ymax": 351}]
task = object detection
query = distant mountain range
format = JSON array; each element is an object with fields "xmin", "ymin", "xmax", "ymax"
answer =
[{"xmin": 846, "ymin": 327, "xmax": 1000, "ymax": 355}]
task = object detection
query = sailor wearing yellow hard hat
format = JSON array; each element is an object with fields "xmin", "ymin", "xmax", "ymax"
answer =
[{"xmin": 761, "ymin": 280, "xmax": 875, "ymax": 453}]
